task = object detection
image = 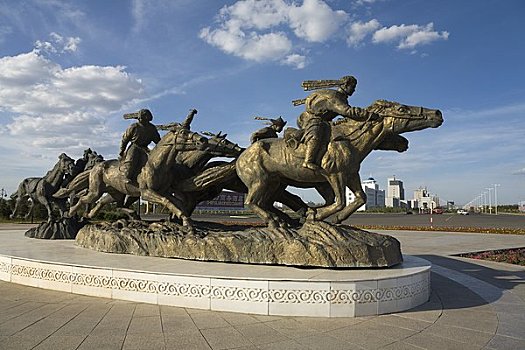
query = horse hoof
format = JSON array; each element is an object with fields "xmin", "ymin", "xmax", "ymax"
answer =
[
  {"xmin": 268, "ymin": 221, "xmax": 280, "ymax": 229},
  {"xmin": 306, "ymin": 208, "xmax": 316, "ymax": 221},
  {"xmin": 279, "ymin": 221, "xmax": 289, "ymax": 229}
]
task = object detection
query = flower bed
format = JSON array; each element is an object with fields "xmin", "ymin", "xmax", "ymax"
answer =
[
  {"xmin": 459, "ymin": 248, "xmax": 525, "ymax": 266},
  {"xmin": 354, "ymin": 225, "xmax": 525, "ymax": 235}
]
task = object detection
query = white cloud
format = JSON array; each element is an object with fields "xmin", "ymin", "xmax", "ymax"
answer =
[
  {"xmin": 288, "ymin": 0, "xmax": 348, "ymax": 42},
  {"xmin": 281, "ymin": 53, "xmax": 307, "ymax": 69},
  {"xmin": 513, "ymin": 168, "xmax": 525, "ymax": 176},
  {"xmin": 34, "ymin": 32, "xmax": 81, "ymax": 54},
  {"xmin": 201, "ymin": 1, "xmax": 450, "ymax": 65},
  {"xmin": 0, "ymin": 48, "xmax": 144, "ymax": 157},
  {"xmin": 347, "ymin": 19, "xmax": 381, "ymax": 47},
  {"xmin": 219, "ymin": 0, "xmax": 288, "ymax": 31},
  {"xmin": 373, "ymin": 22, "xmax": 449, "ymax": 49},
  {"xmin": 200, "ymin": 0, "xmax": 349, "ymax": 66}
]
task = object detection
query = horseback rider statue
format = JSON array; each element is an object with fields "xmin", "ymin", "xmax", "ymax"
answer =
[
  {"xmin": 292, "ymin": 75, "xmax": 380, "ymax": 171},
  {"xmin": 119, "ymin": 108, "xmax": 199, "ymax": 185},
  {"xmin": 119, "ymin": 109, "xmax": 161, "ymax": 185},
  {"xmin": 250, "ymin": 116, "xmax": 287, "ymax": 143}
]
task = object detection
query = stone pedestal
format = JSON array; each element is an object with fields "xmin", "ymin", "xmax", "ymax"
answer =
[{"xmin": 76, "ymin": 220, "xmax": 402, "ymax": 268}]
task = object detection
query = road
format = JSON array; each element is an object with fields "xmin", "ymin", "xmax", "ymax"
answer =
[
  {"xmin": 3, "ymin": 212, "xmax": 524, "ymax": 231},
  {"xmin": 190, "ymin": 212, "xmax": 525, "ymax": 230}
]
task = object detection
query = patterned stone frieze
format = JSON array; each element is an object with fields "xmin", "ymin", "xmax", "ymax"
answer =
[{"xmin": 1, "ymin": 259, "xmax": 429, "ymax": 307}]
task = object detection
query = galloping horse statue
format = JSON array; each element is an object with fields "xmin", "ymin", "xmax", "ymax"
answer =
[
  {"xmin": 67, "ymin": 127, "xmax": 241, "ymax": 230},
  {"xmin": 10, "ymin": 153, "xmax": 75, "ymax": 222},
  {"xmin": 236, "ymin": 100, "xmax": 443, "ymax": 228}
]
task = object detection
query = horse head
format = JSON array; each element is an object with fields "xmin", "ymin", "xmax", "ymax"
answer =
[
  {"xmin": 169, "ymin": 126, "xmax": 208, "ymax": 151},
  {"xmin": 58, "ymin": 153, "xmax": 76, "ymax": 175},
  {"xmin": 202, "ymin": 131, "xmax": 244, "ymax": 157},
  {"xmin": 368, "ymin": 100, "xmax": 443, "ymax": 134}
]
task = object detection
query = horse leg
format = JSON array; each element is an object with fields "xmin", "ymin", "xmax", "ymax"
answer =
[
  {"xmin": 316, "ymin": 182, "xmax": 335, "ymax": 206},
  {"xmin": 121, "ymin": 195, "xmax": 140, "ymax": 219},
  {"xmin": 10, "ymin": 194, "xmax": 25, "ymax": 219},
  {"xmin": 140, "ymin": 188, "xmax": 193, "ymax": 229},
  {"xmin": 70, "ymin": 169, "xmax": 104, "ymax": 217},
  {"xmin": 24, "ymin": 198, "xmax": 35, "ymax": 220},
  {"xmin": 275, "ymin": 187, "xmax": 309, "ymax": 218},
  {"xmin": 40, "ymin": 197, "xmax": 54, "ymax": 222},
  {"xmin": 244, "ymin": 179, "xmax": 281, "ymax": 229},
  {"xmin": 87, "ymin": 194, "xmax": 114, "ymax": 219},
  {"xmin": 54, "ymin": 198, "xmax": 68, "ymax": 219},
  {"xmin": 309, "ymin": 173, "xmax": 346, "ymax": 221},
  {"xmin": 333, "ymin": 172, "xmax": 367, "ymax": 224}
]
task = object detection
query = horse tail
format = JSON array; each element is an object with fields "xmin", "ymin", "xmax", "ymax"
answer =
[
  {"xmin": 53, "ymin": 170, "xmax": 91, "ymax": 198},
  {"xmin": 178, "ymin": 162, "xmax": 237, "ymax": 192}
]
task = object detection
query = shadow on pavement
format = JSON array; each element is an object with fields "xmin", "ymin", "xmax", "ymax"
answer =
[{"xmin": 415, "ymin": 254, "xmax": 524, "ymax": 311}]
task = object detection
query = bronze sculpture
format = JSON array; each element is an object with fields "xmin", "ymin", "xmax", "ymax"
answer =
[
  {"xmin": 119, "ymin": 109, "xmax": 162, "ymax": 185},
  {"xmin": 294, "ymin": 75, "xmax": 379, "ymax": 170},
  {"xmin": 236, "ymin": 99, "xmax": 442, "ymax": 228},
  {"xmin": 10, "ymin": 153, "xmax": 75, "ymax": 222},
  {"xmin": 16, "ymin": 74, "xmax": 443, "ymax": 267}
]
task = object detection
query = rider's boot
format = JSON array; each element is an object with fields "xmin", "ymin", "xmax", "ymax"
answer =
[{"xmin": 302, "ymin": 141, "xmax": 321, "ymax": 171}]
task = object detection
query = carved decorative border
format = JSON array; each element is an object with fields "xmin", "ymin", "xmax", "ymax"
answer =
[{"xmin": 2, "ymin": 260, "xmax": 429, "ymax": 306}]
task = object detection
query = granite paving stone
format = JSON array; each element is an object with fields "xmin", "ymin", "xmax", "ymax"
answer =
[
  {"xmin": 485, "ymin": 335, "xmax": 525, "ymax": 350},
  {"xmin": 233, "ymin": 322, "xmax": 289, "ymax": 345},
  {"xmin": 32, "ymin": 335, "xmax": 87, "ymax": 350},
  {"xmin": 164, "ymin": 332, "xmax": 212, "ymax": 350},
  {"xmin": 200, "ymin": 326, "xmax": 253, "ymax": 350},
  {"xmin": 122, "ymin": 333, "xmax": 166, "ymax": 350},
  {"xmin": 403, "ymin": 332, "xmax": 482, "ymax": 350}
]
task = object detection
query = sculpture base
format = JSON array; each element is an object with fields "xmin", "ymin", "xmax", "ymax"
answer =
[
  {"xmin": 75, "ymin": 220, "xmax": 402, "ymax": 268},
  {"xmin": 0, "ymin": 230, "xmax": 429, "ymax": 317},
  {"xmin": 25, "ymin": 216, "xmax": 85, "ymax": 239}
]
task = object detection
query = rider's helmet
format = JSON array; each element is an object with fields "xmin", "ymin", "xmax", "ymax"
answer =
[
  {"xmin": 138, "ymin": 109, "xmax": 153, "ymax": 122},
  {"xmin": 340, "ymin": 76, "xmax": 357, "ymax": 95}
]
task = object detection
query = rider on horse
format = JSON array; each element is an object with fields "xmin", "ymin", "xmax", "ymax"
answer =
[
  {"xmin": 119, "ymin": 109, "xmax": 161, "ymax": 185},
  {"xmin": 294, "ymin": 75, "xmax": 380, "ymax": 171},
  {"xmin": 250, "ymin": 116, "xmax": 287, "ymax": 143}
]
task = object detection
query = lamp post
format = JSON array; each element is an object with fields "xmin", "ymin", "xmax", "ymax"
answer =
[
  {"xmin": 494, "ymin": 184, "xmax": 500, "ymax": 215},
  {"xmin": 485, "ymin": 187, "xmax": 493, "ymax": 214}
]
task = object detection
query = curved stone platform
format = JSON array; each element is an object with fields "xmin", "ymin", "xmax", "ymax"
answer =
[{"xmin": 0, "ymin": 230, "xmax": 430, "ymax": 317}]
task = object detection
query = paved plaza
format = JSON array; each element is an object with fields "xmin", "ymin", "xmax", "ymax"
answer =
[{"xmin": 0, "ymin": 226, "xmax": 524, "ymax": 349}]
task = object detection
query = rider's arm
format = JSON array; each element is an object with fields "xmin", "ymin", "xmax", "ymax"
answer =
[
  {"xmin": 330, "ymin": 99, "xmax": 378, "ymax": 121},
  {"xmin": 151, "ymin": 127, "xmax": 161, "ymax": 144},
  {"xmin": 119, "ymin": 125, "xmax": 135, "ymax": 157}
]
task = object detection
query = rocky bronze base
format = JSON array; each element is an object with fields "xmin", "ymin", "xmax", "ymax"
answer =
[
  {"xmin": 75, "ymin": 220, "xmax": 402, "ymax": 268},
  {"xmin": 25, "ymin": 216, "xmax": 86, "ymax": 239},
  {"xmin": 76, "ymin": 220, "xmax": 403, "ymax": 267}
]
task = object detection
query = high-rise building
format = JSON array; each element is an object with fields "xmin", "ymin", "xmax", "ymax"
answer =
[{"xmin": 386, "ymin": 176, "xmax": 404, "ymax": 207}]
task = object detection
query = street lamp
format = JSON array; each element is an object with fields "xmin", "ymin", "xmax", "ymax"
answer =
[
  {"xmin": 485, "ymin": 187, "xmax": 493, "ymax": 214},
  {"xmin": 494, "ymin": 184, "xmax": 500, "ymax": 215}
]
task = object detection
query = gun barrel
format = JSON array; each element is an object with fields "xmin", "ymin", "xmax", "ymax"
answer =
[
  {"xmin": 301, "ymin": 79, "xmax": 342, "ymax": 91},
  {"xmin": 292, "ymin": 98, "xmax": 306, "ymax": 106},
  {"xmin": 123, "ymin": 112, "xmax": 139, "ymax": 120}
]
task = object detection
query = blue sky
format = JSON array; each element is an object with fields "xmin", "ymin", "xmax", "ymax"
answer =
[{"xmin": 0, "ymin": 0, "xmax": 524, "ymax": 206}]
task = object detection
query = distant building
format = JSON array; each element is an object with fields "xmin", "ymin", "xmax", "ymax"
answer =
[
  {"xmin": 196, "ymin": 190, "xmax": 246, "ymax": 210},
  {"xmin": 386, "ymin": 176, "xmax": 404, "ymax": 207},
  {"xmin": 346, "ymin": 177, "xmax": 385, "ymax": 211},
  {"xmin": 519, "ymin": 201, "xmax": 525, "ymax": 213},
  {"xmin": 413, "ymin": 187, "xmax": 440, "ymax": 211}
]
